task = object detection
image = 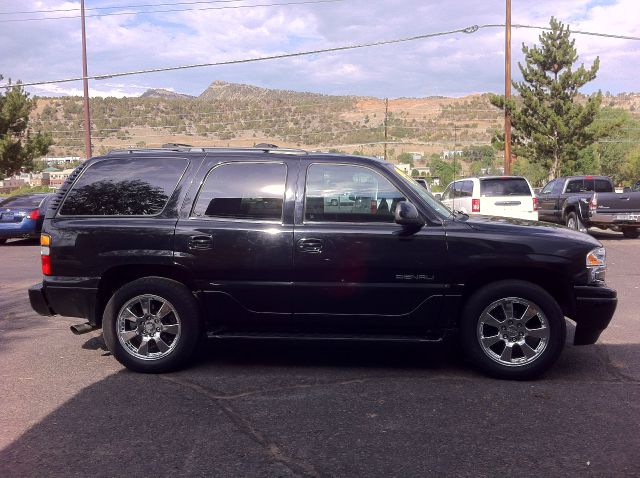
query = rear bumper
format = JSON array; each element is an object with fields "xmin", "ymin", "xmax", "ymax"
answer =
[
  {"xmin": 0, "ymin": 221, "xmax": 38, "ymax": 238},
  {"xmin": 589, "ymin": 211, "xmax": 640, "ymax": 226},
  {"xmin": 571, "ymin": 285, "xmax": 617, "ymax": 345},
  {"xmin": 28, "ymin": 278, "xmax": 100, "ymax": 325},
  {"xmin": 29, "ymin": 283, "xmax": 55, "ymax": 316}
]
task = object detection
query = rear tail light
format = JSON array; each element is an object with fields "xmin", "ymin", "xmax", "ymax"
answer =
[
  {"xmin": 370, "ymin": 200, "xmax": 377, "ymax": 214},
  {"xmin": 472, "ymin": 198, "xmax": 480, "ymax": 213},
  {"xmin": 533, "ymin": 197, "xmax": 539, "ymax": 211},
  {"xmin": 40, "ymin": 234, "xmax": 51, "ymax": 276},
  {"xmin": 589, "ymin": 194, "xmax": 598, "ymax": 212},
  {"xmin": 29, "ymin": 209, "xmax": 40, "ymax": 220}
]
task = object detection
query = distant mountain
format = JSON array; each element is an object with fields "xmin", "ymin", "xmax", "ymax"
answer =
[
  {"xmin": 140, "ymin": 88, "xmax": 194, "ymax": 99},
  {"xmin": 197, "ymin": 80, "xmax": 353, "ymax": 102}
]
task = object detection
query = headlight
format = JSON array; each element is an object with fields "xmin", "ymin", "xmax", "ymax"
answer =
[{"xmin": 586, "ymin": 247, "xmax": 606, "ymax": 282}]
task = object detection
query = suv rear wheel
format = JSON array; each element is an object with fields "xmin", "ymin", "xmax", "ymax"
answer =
[
  {"xmin": 460, "ymin": 280, "xmax": 566, "ymax": 380},
  {"xmin": 622, "ymin": 227, "xmax": 639, "ymax": 239},
  {"xmin": 103, "ymin": 277, "xmax": 202, "ymax": 373}
]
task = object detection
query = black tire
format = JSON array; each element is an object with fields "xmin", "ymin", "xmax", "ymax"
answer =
[
  {"xmin": 103, "ymin": 277, "xmax": 203, "ymax": 373},
  {"xmin": 566, "ymin": 211, "xmax": 586, "ymax": 232},
  {"xmin": 0, "ymin": 238, "xmax": 6, "ymax": 245},
  {"xmin": 460, "ymin": 280, "xmax": 566, "ymax": 380},
  {"xmin": 622, "ymin": 227, "xmax": 639, "ymax": 239}
]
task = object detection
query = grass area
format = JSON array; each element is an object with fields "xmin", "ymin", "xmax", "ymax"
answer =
[{"xmin": 0, "ymin": 185, "xmax": 54, "ymax": 198}]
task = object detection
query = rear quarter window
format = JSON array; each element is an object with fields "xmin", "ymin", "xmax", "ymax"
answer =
[
  {"xmin": 59, "ymin": 157, "xmax": 188, "ymax": 216},
  {"xmin": 480, "ymin": 178, "xmax": 532, "ymax": 197}
]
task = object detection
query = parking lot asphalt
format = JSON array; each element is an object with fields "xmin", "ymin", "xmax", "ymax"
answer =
[{"xmin": 0, "ymin": 231, "xmax": 639, "ymax": 477}]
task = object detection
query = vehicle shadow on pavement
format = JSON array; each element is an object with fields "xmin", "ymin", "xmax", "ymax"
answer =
[{"xmin": 1, "ymin": 340, "xmax": 639, "ymax": 477}]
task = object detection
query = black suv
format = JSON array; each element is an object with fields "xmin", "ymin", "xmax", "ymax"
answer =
[{"xmin": 29, "ymin": 146, "xmax": 617, "ymax": 379}]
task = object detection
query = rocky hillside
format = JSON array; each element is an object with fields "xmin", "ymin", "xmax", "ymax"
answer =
[{"xmin": 29, "ymin": 81, "xmax": 640, "ymax": 159}]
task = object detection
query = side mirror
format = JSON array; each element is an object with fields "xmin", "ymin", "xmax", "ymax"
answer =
[
  {"xmin": 394, "ymin": 201, "xmax": 425, "ymax": 229},
  {"xmin": 434, "ymin": 193, "xmax": 442, "ymax": 201}
]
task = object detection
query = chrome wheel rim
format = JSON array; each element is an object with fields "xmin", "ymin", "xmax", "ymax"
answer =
[
  {"xmin": 116, "ymin": 294, "xmax": 181, "ymax": 361},
  {"xmin": 477, "ymin": 297, "xmax": 550, "ymax": 367},
  {"xmin": 567, "ymin": 217, "xmax": 577, "ymax": 229}
]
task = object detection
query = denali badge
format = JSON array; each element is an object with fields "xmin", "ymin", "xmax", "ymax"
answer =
[{"xmin": 395, "ymin": 274, "xmax": 434, "ymax": 281}]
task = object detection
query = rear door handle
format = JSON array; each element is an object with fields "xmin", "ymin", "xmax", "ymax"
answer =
[
  {"xmin": 297, "ymin": 238, "xmax": 324, "ymax": 253},
  {"xmin": 189, "ymin": 235, "xmax": 214, "ymax": 250}
]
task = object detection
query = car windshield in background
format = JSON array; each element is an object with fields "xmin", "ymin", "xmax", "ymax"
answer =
[
  {"xmin": 0, "ymin": 195, "xmax": 44, "ymax": 208},
  {"xmin": 480, "ymin": 178, "xmax": 531, "ymax": 197}
]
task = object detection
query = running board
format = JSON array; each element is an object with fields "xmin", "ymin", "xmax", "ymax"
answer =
[{"xmin": 206, "ymin": 331, "xmax": 444, "ymax": 343}]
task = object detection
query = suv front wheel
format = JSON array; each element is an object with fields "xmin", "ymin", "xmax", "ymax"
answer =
[
  {"xmin": 103, "ymin": 277, "xmax": 202, "ymax": 373},
  {"xmin": 460, "ymin": 280, "xmax": 566, "ymax": 380}
]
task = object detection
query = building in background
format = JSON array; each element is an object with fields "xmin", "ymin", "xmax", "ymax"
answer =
[
  {"xmin": 42, "ymin": 167, "xmax": 73, "ymax": 189},
  {"xmin": 0, "ymin": 177, "xmax": 27, "ymax": 194},
  {"xmin": 42, "ymin": 156, "xmax": 82, "ymax": 166}
]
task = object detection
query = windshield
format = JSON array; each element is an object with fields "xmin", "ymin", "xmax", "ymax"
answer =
[{"xmin": 385, "ymin": 164, "xmax": 452, "ymax": 219}]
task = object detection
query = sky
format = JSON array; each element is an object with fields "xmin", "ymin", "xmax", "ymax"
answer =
[{"xmin": 0, "ymin": 0, "xmax": 638, "ymax": 99}]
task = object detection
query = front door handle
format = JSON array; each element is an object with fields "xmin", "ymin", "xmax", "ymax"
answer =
[
  {"xmin": 297, "ymin": 238, "xmax": 324, "ymax": 253},
  {"xmin": 189, "ymin": 235, "xmax": 214, "ymax": 250}
]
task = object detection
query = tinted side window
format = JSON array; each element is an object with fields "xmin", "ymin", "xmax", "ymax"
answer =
[
  {"xmin": 565, "ymin": 180, "xmax": 584, "ymax": 193},
  {"xmin": 461, "ymin": 180, "xmax": 474, "ymax": 197},
  {"xmin": 192, "ymin": 162, "xmax": 286, "ymax": 221},
  {"xmin": 451, "ymin": 181, "xmax": 463, "ymax": 199},
  {"xmin": 540, "ymin": 180, "xmax": 556, "ymax": 195},
  {"xmin": 552, "ymin": 180, "xmax": 564, "ymax": 195},
  {"xmin": 60, "ymin": 157, "xmax": 188, "ymax": 216},
  {"xmin": 305, "ymin": 164, "xmax": 405, "ymax": 223},
  {"xmin": 595, "ymin": 179, "xmax": 613, "ymax": 192}
]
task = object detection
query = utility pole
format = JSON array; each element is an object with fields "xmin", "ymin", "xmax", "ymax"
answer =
[
  {"xmin": 383, "ymin": 98, "xmax": 389, "ymax": 161},
  {"xmin": 81, "ymin": 0, "xmax": 92, "ymax": 159},
  {"xmin": 504, "ymin": 0, "xmax": 512, "ymax": 175}
]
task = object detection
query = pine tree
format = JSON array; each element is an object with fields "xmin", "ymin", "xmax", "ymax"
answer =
[
  {"xmin": 0, "ymin": 75, "xmax": 53, "ymax": 177},
  {"xmin": 491, "ymin": 17, "xmax": 602, "ymax": 180}
]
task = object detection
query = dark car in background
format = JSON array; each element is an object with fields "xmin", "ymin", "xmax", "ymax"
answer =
[
  {"xmin": 0, "ymin": 193, "xmax": 51, "ymax": 244},
  {"xmin": 538, "ymin": 176, "xmax": 640, "ymax": 238}
]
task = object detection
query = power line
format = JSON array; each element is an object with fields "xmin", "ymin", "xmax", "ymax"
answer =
[
  {"xmin": 0, "ymin": 0, "xmax": 252, "ymax": 16},
  {"xmin": 3, "ymin": 22, "xmax": 638, "ymax": 90},
  {"xmin": 0, "ymin": 0, "xmax": 343, "ymax": 23},
  {"xmin": 0, "ymin": 25, "xmax": 481, "ymax": 88},
  {"xmin": 511, "ymin": 23, "xmax": 640, "ymax": 42}
]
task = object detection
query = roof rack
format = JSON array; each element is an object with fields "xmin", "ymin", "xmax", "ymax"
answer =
[{"xmin": 106, "ymin": 143, "xmax": 308, "ymax": 156}]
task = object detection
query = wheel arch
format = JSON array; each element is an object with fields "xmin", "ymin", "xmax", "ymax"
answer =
[
  {"xmin": 458, "ymin": 267, "xmax": 573, "ymax": 325},
  {"xmin": 94, "ymin": 264, "xmax": 197, "ymax": 327}
]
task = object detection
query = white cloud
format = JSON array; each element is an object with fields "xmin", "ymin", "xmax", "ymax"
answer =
[{"xmin": 0, "ymin": 0, "xmax": 638, "ymax": 98}]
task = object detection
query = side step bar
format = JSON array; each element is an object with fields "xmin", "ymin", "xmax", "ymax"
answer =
[{"xmin": 206, "ymin": 331, "xmax": 444, "ymax": 343}]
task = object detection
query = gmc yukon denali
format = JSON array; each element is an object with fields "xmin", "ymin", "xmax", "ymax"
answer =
[{"xmin": 29, "ymin": 146, "xmax": 617, "ymax": 379}]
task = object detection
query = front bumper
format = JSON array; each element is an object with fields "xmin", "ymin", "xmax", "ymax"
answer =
[{"xmin": 571, "ymin": 285, "xmax": 617, "ymax": 345}]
